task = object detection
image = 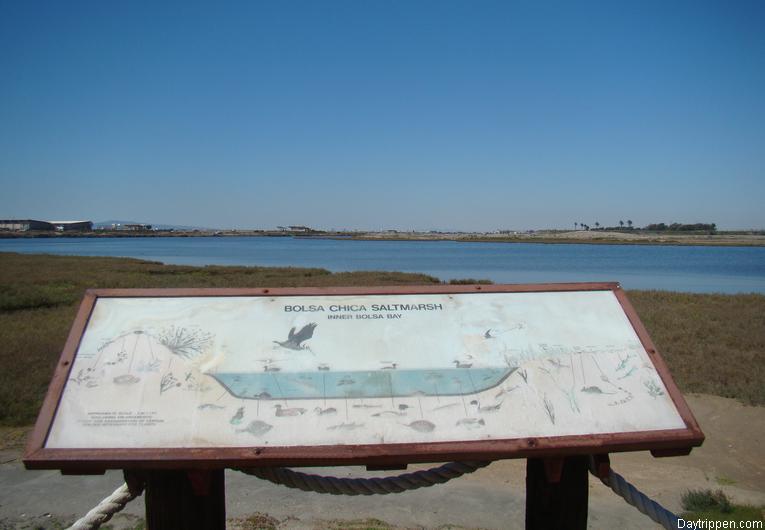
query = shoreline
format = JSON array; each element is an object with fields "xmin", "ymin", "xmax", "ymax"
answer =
[{"xmin": 2, "ymin": 230, "xmax": 765, "ymax": 247}]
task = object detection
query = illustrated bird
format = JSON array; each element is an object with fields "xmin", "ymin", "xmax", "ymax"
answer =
[
  {"xmin": 484, "ymin": 329, "xmax": 494, "ymax": 339},
  {"xmin": 453, "ymin": 360, "xmax": 473, "ymax": 369},
  {"xmin": 274, "ymin": 323, "xmax": 317, "ymax": 351},
  {"xmin": 274, "ymin": 404, "xmax": 307, "ymax": 417},
  {"xmin": 470, "ymin": 399, "xmax": 503, "ymax": 413}
]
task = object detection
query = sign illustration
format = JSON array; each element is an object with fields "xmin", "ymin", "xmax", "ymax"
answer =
[{"xmin": 43, "ymin": 287, "xmax": 689, "ymax": 452}]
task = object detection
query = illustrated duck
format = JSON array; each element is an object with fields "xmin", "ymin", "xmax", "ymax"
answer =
[
  {"xmin": 470, "ymin": 399, "xmax": 503, "ymax": 413},
  {"xmin": 274, "ymin": 404, "xmax": 306, "ymax": 417}
]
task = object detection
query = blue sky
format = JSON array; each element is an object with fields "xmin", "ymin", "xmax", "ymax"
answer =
[{"xmin": 1, "ymin": 1, "xmax": 763, "ymax": 231}]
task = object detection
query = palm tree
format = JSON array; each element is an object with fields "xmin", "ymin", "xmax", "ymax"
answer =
[
  {"xmin": 619, "ymin": 220, "xmax": 624, "ymax": 229},
  {"xmin": 594, "ymin": 222, "xmax": 600, "ymax": 230},
  {"xmin": 627, "ymin": 220, "xmax": 633, "ymax": 229},
  {"xmin": 574, "ymin": 222, "xmax": 578, "ymax": 230}
]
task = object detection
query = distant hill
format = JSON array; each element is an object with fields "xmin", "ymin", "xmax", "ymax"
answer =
[{"xmin": 94, "ymin": 220, "xmax": 218, "ymax": 231}]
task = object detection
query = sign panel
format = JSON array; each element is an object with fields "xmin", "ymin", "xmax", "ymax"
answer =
[{"xmin": 25, "ymin": 284, "xmax": 704, "ymax": 470}]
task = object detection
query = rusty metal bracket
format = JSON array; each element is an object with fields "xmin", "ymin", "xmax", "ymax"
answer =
[
  {"xmin": 123, "ymin": 469, "xmax": 147, "ymax": 497},
  {"xmin": 588, "ymin": 454, "xmax": 611, "ymax": 480}
]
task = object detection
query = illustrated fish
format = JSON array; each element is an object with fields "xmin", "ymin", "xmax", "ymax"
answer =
[
  {"xmin": 113, "ymin": 374, "xmax": 140, "ymax": 385},
  {"xmin": 372, "ymin": 410, "xmax": 406, "ymax": 417},
  {"xmin": 397, "ymin": 404, "xmax": 411, "ymax": 411},
  {"xmin": 402, "ymin": 420, "xmax": 436, "ymax": 433},
  {"xmin": 495, "ymin": 385, "xmax": 519, "ymax": 398},
  {"xmin": 580, "ymin": 386, "xmax": 616, "ymax": 395},
  {"xmin": 352, "ymin": 404, "xmax": 382, "ymax": 409},
  {"xmin": 236, "ymin": 420, "xmax": 273, "ymax": 437},
  {"xmin": 328, "ymin": 422, "xmax": 365, "ymax": 431},
  {"xmin": 198, "ymin": 403, "xmax": 225, "ymax": 410},
  {"xmin": 431, "ymin": 402, "xmax": 460, "ymax": 411},
  {"xmin": 456, "ymin": 418, "xmax": 485, "ymax": 429},
  {"xmin": 314, "ymin": 407, "xmax": 338, "ymax": 416},
  {"xmin": 230, "ymin": 407, "xmax": 245, "ymax": 425}
]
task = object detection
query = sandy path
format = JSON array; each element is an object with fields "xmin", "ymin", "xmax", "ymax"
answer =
[{"xmin": 1, "ymin": 394, "xmax": 763, "ymax": 529}]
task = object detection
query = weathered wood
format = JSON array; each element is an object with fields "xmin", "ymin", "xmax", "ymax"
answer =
[
  {"xmin": 144, "ymin": 470, "xmax": 225, "ymax": 530},
  {"xmin": 525, "ymin": 456, "xmax": 588, "ymax": 530}
]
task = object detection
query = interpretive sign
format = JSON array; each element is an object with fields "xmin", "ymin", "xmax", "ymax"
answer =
[{"xmin": 25, "ymin": 284, "xmax": 703, "ymax": 470}]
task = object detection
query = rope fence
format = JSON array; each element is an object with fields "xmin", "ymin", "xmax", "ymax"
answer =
[
  {"xmin": 66, "ymin": 461, "xmax": 682, "ymax": 530},
  {"xmin": 235, "ymin": 460, "xmax": 490, "ymax": 495},
  {"xmin": 68, "ymin": 482, "xmax": 143, "ymax": 530}
]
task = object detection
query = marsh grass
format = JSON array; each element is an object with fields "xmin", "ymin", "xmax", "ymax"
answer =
[
  {"xmin": 628, "ymin": 290, "xmax": 765, "ymax": 405},
  {"xmin": 682, "ymin": 489, "xmax": 733, "ymax": 513},
  {"xmin": 1, "ymin": 252, "xmax": 763, "ymax": 426},
  {"xmin": 681, "ymin": 489, "xmax": 765, "ymax": 524}
]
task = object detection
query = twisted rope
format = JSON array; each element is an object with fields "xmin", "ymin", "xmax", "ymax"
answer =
[
  {"xmin": 236, "ymin": 461, "xmax": 491, "ymax": 495},
  {"xmin": 594, "ymin": 467, "xmax": 680, "ymax": 530},
  {"xmin": 65, "ymin": 460, "xmax": 683, "ymax": 530},
  {"xmin": 67, "ymin": 482, "xmax": 142, "ymax": 530}
]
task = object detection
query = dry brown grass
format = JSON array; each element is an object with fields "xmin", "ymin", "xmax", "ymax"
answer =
[{"xmin": 628, "ymin": 290, "xmax": 765, "ymax": 406}]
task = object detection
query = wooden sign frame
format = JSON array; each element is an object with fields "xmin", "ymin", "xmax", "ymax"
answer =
[{"xmin": 24, "ymin": 283, "xmax": 704, "ymax": 473}]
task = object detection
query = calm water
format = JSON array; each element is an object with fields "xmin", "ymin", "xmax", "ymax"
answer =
[{"xmin": 1, "ymin": 236, "xmax": 764, "ymax": 294}]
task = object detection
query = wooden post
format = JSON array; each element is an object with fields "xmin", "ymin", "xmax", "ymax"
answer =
[
  {"xmin": 144, "ymin": 470, "xmax": 226, "ymax": 530},
  {"xmin": 525, "ymin": 456, "xmax": 588, "ymax": 530}
]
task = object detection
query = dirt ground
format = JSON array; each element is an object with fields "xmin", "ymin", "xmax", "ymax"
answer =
[{"xmin": 1, "ymin": 394, "xmax": 763, "ymax": 529}]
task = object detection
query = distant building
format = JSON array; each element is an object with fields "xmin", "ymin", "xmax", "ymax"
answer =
[
  {"xmin": 0, "ymin": 219, "xmax": 53, "ymax": 231},
  {"xmin": 288, "ymin": 225, "xmax": 312, "ymax": 232},
  {"xmin": 49, "ymin": 221, "xmax": 93, "ymax": 232},
  {"xmin": 108, "ymin": 223, "xmax": 152, "ymax": 231},
  {"xmin": 0, "ymin": 219, "xmax": 93, "ymax": 232}
]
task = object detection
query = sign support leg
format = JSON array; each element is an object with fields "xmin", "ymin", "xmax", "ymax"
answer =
[
  {"xmin": 144, "ymin": 469, "xmax": 226, "ymax": 530},
  {"xmin": 525, "ymin": 456, "xmax": 588, "ymax": 530}
]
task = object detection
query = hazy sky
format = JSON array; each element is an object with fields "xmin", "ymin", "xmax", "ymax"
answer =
[{"xmin": 1, "ymin": 1, "xmax": 763, "ymax": 231}]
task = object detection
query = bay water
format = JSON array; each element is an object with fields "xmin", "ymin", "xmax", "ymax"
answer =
[{"xmin": 1, "ymin": 236, "xmax": 764, "ymax": 294}]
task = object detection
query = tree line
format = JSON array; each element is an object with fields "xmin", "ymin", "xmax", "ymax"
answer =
[{"xmin": 573, "ymin": 221, "xmax": 717, "ymax": 233}]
